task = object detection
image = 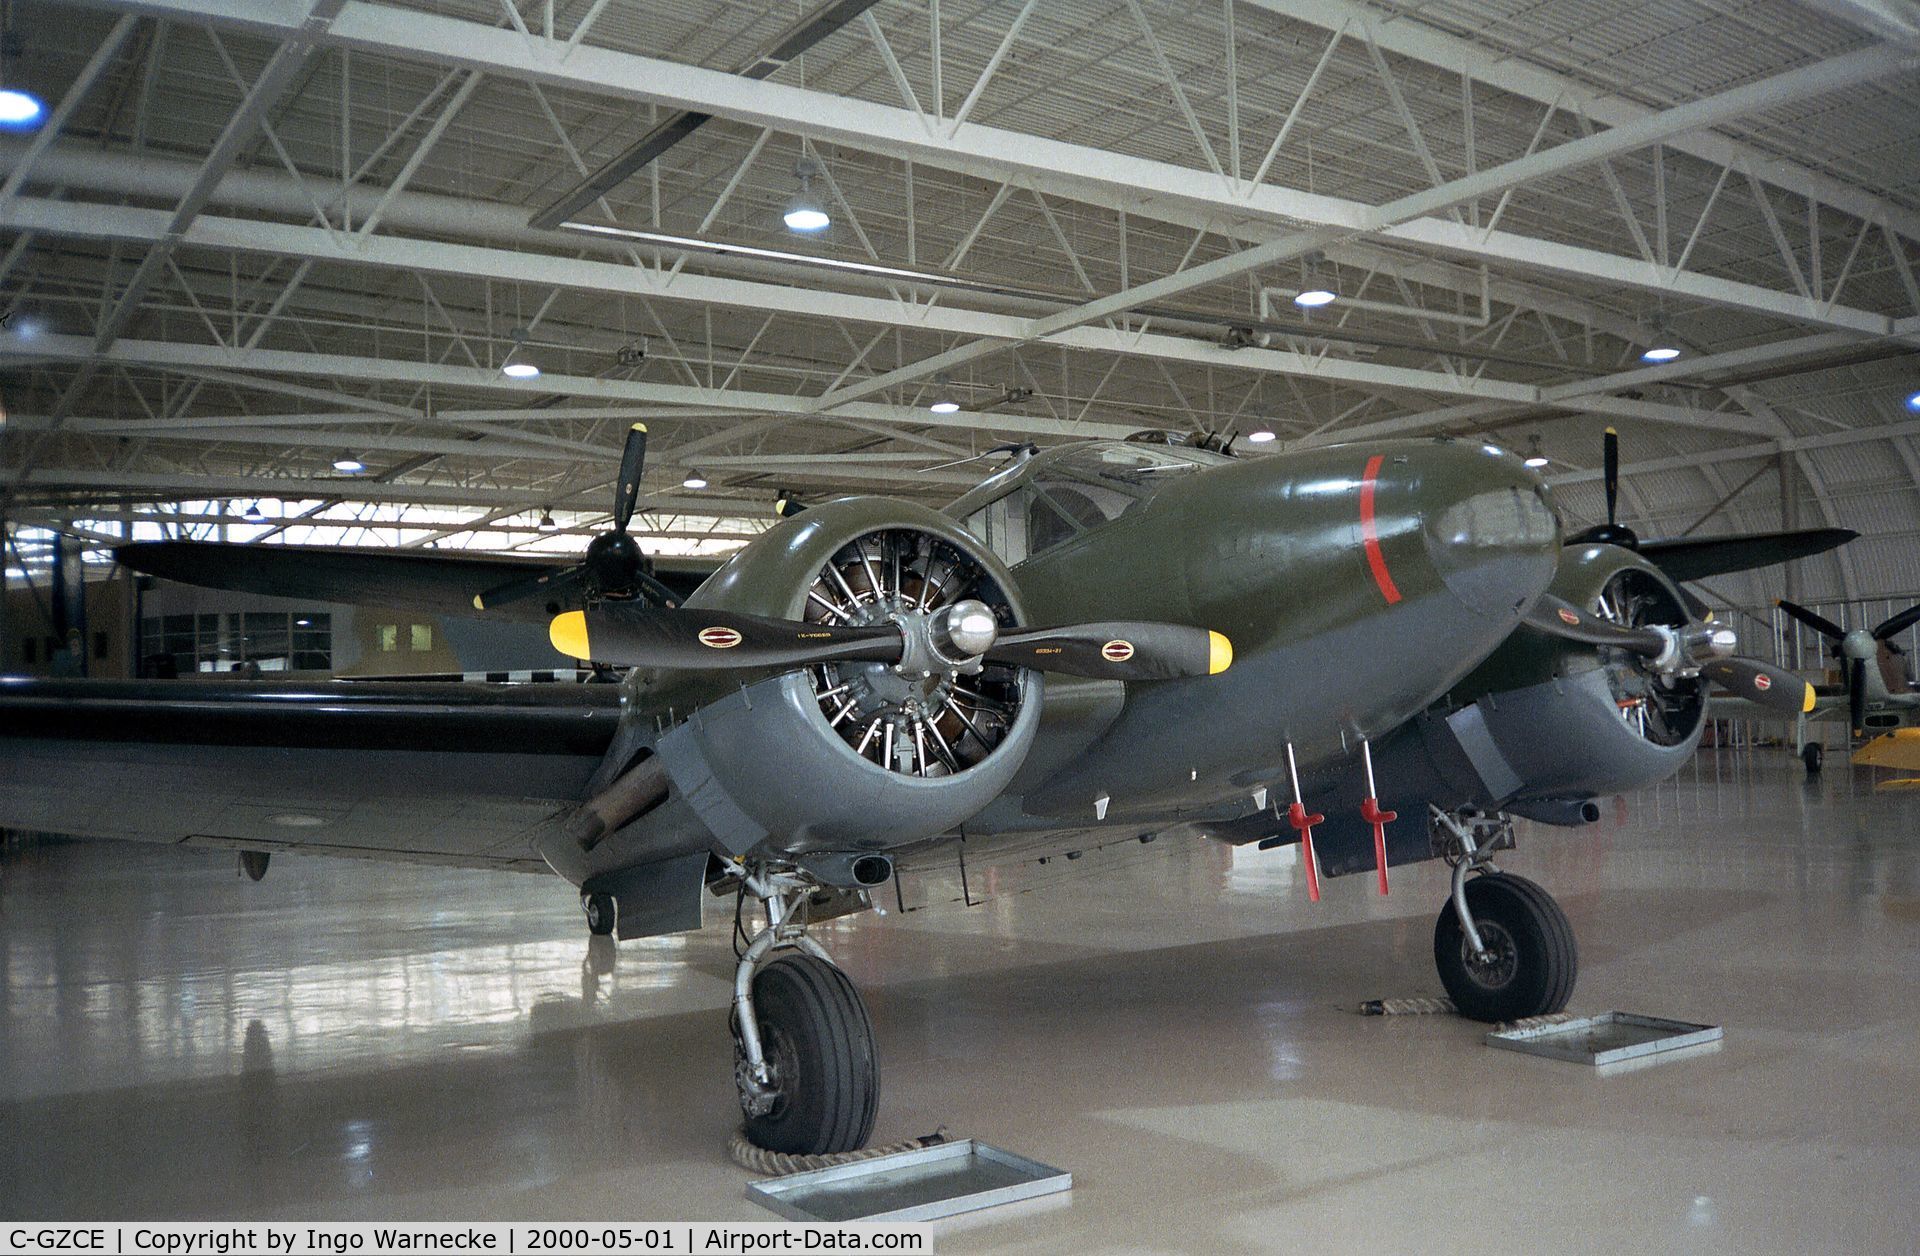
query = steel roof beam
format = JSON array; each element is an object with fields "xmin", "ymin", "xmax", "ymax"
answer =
[
  {"xmin": 1241, "ymin": 0, "xmax": 1920, "ymax": 244},
  {"xmin": 62, "ymin": 0, "xmax": 1916, "ymax": 333}
]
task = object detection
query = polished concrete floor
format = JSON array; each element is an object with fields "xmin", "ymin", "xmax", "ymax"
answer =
[{"xmin": 2, "ymin": 749, "xmax": 1916, "ymax": 1252}]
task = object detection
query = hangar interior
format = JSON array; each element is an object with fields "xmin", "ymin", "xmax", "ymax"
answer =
[{"xmin": 1, "ymin": 0, "xmax": 1918, "ymax": 1245}]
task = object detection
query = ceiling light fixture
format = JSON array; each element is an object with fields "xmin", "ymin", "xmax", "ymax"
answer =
[
  {"xmin": 0, "ymin": 10, "xmax": 44, "ymax": 133},
  {"xmin": 1294, "ymin": 252, "xmax": 1337, "ymax": 307},
  {"xmin": 929, "ymin": 373, "xmax": 962, "ymax": 414},
  {"xmin": 331, "ymin": 454, "xmax": 366, "ymax": 475},
  {"xmin": 501, "ymin": 326, "xmax": 541, "ymax": 378},
  {"xmin": 783, "ymin": 159, "xmax": 830, "ymax": 233},
  {"xmin": 1905, "ymin": 389, "xmax": 1920, "ymax": 412},
  {"xmin": 243, "ymin": 501, "xmax": 265, "ymax": 521},
  {"xmin": 682, "ymin": 469, "xmax": 710, "ymax": 489},
  {"xmin": 1523, "ymin": 435, "xmax": 1550, "ymax": 468},
  {"xmin": 537, "ymin": 510, "xmax": 557, "ymax": 531},
  {"xmin": 1641, "ymin": 314, "xmax": 1681, "ymax": 362},
  {"xmin": 1246, "ymin": 429, "xmax": 1277, "ymax": 444}
]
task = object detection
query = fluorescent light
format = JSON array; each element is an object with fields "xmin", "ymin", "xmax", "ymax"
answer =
[
  {"xmin": 929, "ymin": 400, "xmax": 961, "ymax": 414},
  {"xmin": 1641, "ymin": 346, "xmax": 1681, "ymax": 362},
  {"xmin": 502, "ymin": 360, "xmax": 541, "ymax": 378},
  {"xmin": 1524, "ymin": 455, "xmax": 1551, "ymax": 468},
  {"xmin": 563, "ymin": 221, "xmax": 957, "ymax": 286},
  {"xmin": 1246, "ymin": 429, "xmax": 1276, "ymax": 444},
  {"xmin": 331, "ymin": 456, "xmax": 366, "ymax": 474},
  {"xmin": 1293, "ymin": 288, "xmax": 1336, "ymax": 307},
  {"xmin": 682, "ymin": 471, "xmax": 709, "ymax": 489},
  {"xmin": 0, "ymin": 89, "xmax": 45, "ymax": 131}
]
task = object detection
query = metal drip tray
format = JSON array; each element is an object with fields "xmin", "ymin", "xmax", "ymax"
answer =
[
  {"xmin": 1486, "ymin": 1012, "xmax": 1722, "ymax": 1065},
  {"xmin": 746, "ymin": 1139, "xmax": 1071, "ymax": 1223}
]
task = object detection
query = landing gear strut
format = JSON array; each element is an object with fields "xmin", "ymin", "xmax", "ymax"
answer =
[
  {"xmin": 732, "ymin": 864, "xmax": 878, "ymax": 1155},
  {"xmin": 1428, "ymin": 808, "xmax": 1576, "ymax": 1022}
]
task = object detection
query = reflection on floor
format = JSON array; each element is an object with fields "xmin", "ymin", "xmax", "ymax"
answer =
[{"xmin": 2, "ymin": 749, "xmax": 1916, "ymax": 1252}]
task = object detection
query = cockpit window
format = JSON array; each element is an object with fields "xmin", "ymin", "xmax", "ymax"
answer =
[{"xmin": 952, "ymin": 440, "xmax": 1231, "ymax": 565}]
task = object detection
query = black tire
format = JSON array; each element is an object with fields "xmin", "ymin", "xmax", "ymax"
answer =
[
  {"xmin": 1802, "ymin": 743, "xmax": 1824, "ymax": 774},
  {"xmin": 1434, "ymin": 872, "xmax": 1576, "ymax": 1023},
  {"xmin": 740, "ymin": 953, "xmax": 878, "ymax": 1155},
  {"xmin": 583, "ymin": 892, "xmax": 617, "ymax": 936}
]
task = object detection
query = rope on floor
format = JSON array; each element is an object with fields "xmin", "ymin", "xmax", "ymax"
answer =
[
  {"xmin": 728, "ymin": 1127, "xmax": 949, "ymax": 1177},
  {"xmin": 1357, "ymin": 996, "xmax": 1457, "ymax": 1016},
  {"xmin": 1496, "ymin": 1010, "xmax": 1582, "ymax": 1031}
]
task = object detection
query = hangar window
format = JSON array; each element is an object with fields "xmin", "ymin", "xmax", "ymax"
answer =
[
  {"xmin": 141, "ymin": 611, "xmax": 332, "ymax": 674},
  {"xmin": 379, "ymin": 624, "xmax": 399, "ymax": 652},
  {"xmin": 410, "ymin": 623, "xmax": 433, "ymax": 652}
]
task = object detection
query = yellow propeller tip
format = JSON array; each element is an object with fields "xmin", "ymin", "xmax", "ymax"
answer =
[
  {"xmin": 1605, "ymin": 426, "xmax": 1618, "ymax": 435},
  {"xmin": 1208, "ymin": 631, "xmax": 1233, "ymax": 675},
  {"xmin": 550, "ymin": 610, "xmax": 592, "ymax": 660},
  {"xmin": 1804, "ymin": 683, "xmax": 1818, "ymax": 714},
  {"xmin": 632, "ymin": 422, "xmax": 647, "ymax": 433}
]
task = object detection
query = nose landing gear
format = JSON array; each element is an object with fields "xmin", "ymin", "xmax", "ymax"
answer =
[
  {"xmin": 1429, "ymin": 808, "xmax": 1577, "ymax": 1022},
  {"xmin": 731, "ymin": 864, "xmax": 878, "ymax": 1155}
]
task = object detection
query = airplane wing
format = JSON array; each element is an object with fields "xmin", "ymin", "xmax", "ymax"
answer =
[
  {"xmin": 115, "ymin": 540, "xmax": 717, "ymax": 624},
  {"xmin": 0, "ymin": 677, "xmax": 622, "ymax": 871},
  {"xmin": 1636, "ymin": 528, "xmax": 1857, "ymax": 583}
]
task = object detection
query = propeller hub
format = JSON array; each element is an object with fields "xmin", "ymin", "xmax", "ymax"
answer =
[
  {"xmin": 930, "ymin": 599, "xmax": 999, "ymax": 663},
  {"xmin": 585, "ymin": 531, "xmax": 644, "ymax": 593}
]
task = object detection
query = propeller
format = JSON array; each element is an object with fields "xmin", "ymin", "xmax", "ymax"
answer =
[
  {"xmin": 1565, "ymin": 428, "xmax": 1857, "ymax": 580},
  {"xmin": 548, "ymin": 597, "xmax": 1232, "ymax": 683},
  {"xmin": 1568, "ymin": 428, "xmax": 1639, "ymax": 549},
  {"xmin": 1776, "ymin": 598, "xmax": 1845, "ymax": 643},
  {"xmin": 1872, "ymin": 602, "xmax": 1920, "ymax": 642},
  {"xmin": 475, "ymin": 424, "xmax": 677, "ymax": 611},
  {"xmin": 1525, "ymin": 592, "xmax": 1813, "ymax": 717}
]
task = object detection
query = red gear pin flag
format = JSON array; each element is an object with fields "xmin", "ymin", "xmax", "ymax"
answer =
[
  {"xmin": 1284, "ymin": 742, "xmax": 1324, "ymax": 902},
  {"xmin": 1359, "ymin": 739, "xmax": 1397, "ymax": 896}
]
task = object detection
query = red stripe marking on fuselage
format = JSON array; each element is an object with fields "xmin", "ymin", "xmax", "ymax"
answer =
[{"xmin": 1360, "ymin": 454, "xmax": 1403, "ymax": 606}]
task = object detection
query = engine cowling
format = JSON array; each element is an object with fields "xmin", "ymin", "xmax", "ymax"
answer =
[
  {"xmin": 652, "ymin": 497, "xmax": 1042, "ymax": 857},
  {"xmin": 1466, "ymin": 542, "xmax": 1706, "ymax": 803}
]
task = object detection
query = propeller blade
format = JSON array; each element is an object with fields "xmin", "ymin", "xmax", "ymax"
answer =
[
  {"xmin": 612, "ymin": 423, "xmax": 648, "ymax": 532},
  {"xmin": 551, "ymin": 605, "xmax": 902, "ymax": 670},
  {"xmin": 1777, "ymin": 598, "xmax": 1846, "ymax": 642},
  {"xmin": 1850, "ymin": 658, "xmax": 1868, "ymax": 736},
  {"xmin": 475, "ymin": 562, "xmax": 590, "ymax": 612},
  {"xmin": 1603, "ymin": 426, "xmax": 1619, "ymax": 528},
  {"xmin": 1701, "ymin": 658, "xmax": 1816, "ymax": 718},
  {"xmin": 1523, "ymin": 594, "xmax": 1668, "ymax": 656},
  {"xmin": 1634, "ymin": 529, "xmax": 1857, "ymax": 583},
  {"xmin": 986, "ymin": 622, "xmax": 1230, "ymax": 681},
  {"xmin": 1872, "ymin": 602, "xmax": 1920, "ymax": 641}
]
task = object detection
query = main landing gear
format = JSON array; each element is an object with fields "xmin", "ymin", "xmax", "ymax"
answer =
[
  {"xmin": 731, "ymin": 864, "xmax": 878, "ymax": 1155},
  {"xmin": 1428, "ymin": 808, "xmax": 1576, "ymax": 1023}
]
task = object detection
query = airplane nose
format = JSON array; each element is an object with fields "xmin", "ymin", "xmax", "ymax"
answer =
[{"xmin": 1418, "ymin": 442, "xmax": 1561, "ymax": 617}]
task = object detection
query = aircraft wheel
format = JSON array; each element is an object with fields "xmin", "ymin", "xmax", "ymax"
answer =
[
  {"xmin": 1802, "ymin": 743, "xmax": 1824, "ymax": 774},
  {"xmin": 1434, "ymin": 873, "xmax": 1576, "ymax": 1023},
  {"xmin": 738, "ymin": 953, "xmax": 878, "ymax": 1155},
  {"xmin": 583, "ymin": 892, "xmax": 617, "ymax": 937}
]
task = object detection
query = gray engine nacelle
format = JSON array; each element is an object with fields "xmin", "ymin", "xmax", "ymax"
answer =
[{"xmin": 652, "ymin": 497, "xmax": 1043, "ymax": 859}]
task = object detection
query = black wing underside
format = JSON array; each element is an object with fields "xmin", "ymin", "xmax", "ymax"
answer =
[{"xmin": 0, "ymin": 678, "xmax": 622, "ymax": 871}]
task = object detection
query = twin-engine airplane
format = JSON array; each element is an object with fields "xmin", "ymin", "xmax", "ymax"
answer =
[{"xmin": 0, "ymin": 424, "xmax": 1846, "ymax": 1155}]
